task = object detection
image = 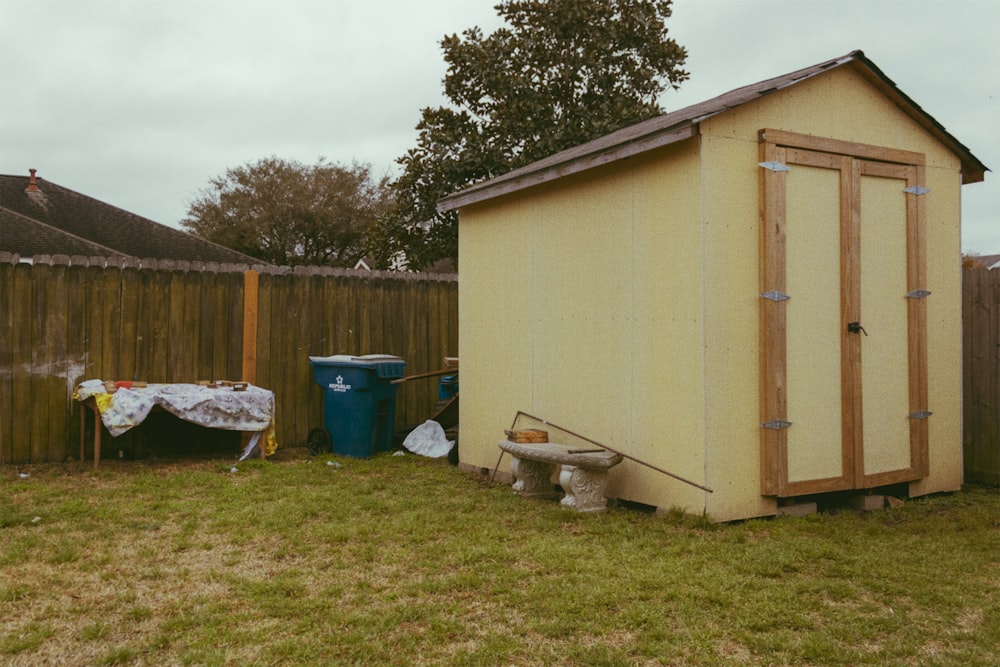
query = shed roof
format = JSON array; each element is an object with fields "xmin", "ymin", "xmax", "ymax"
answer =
[{"xmin": 439, "ymin": 50, "xmax": 988, "ymax": 213}]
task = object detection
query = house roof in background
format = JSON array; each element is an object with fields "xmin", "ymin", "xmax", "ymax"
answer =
[
  {"xmin": 439, "ymin": 50, "xmax": 989, "ymax": 213},
  {"xmin": 0, "ymin": 171, "xmax": 260, "ymax": 264},
  {"xmin": 0, "ymin": 206, "xmax": 129, "ymax": 259},
  {"xmin": 964, "ymin": 253, "xmax": 1000, "ymax": 270}
]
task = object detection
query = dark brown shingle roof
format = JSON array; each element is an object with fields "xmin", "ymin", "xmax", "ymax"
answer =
[
  {"xmin": 0, "ymin": 206, "xmax": 129, "ymax": 258},
  {"xmin": 0, "ymin": 172, "xmax": 260, "ymax": 264},
  {"xmin": 439, "ymin": 50, "xmax": 988, "ymax": 212},
  {"xmin": 964, "ymin": 254, "xmax": 1000, "ymax": 270}
]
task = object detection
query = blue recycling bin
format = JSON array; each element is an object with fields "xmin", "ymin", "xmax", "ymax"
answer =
[
  {"xmin": 438, "ymin": 375, "xmax": 459, "ymax": 400},
  {"xmin": 309, "ymin": 354, "xmax": 406, "ymax": 458}
]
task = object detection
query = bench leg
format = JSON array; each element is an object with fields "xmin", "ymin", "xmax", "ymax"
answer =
[
  {"xmin": 509, "ymin": 456, "xmax": 559, "ymax": 499},
  {"xmin": 559, "ymin": 465, "xmax": 611, "ymax": 512}
]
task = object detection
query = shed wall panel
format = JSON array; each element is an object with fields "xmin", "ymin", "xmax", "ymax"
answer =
[
  {"xmin": 622, "ymin": 146, "xmax": 708, "ymax": 512},
  {"xmin": 913, "ymin": 165, "xmax": 963, "ymax": 496},
  {"xmin": 697, "ymin": 132, "xmax": 777, "ymax": 520},
  {"xmin": 458, "ymin": 196, "xmax": 538, "ymax": 471}
]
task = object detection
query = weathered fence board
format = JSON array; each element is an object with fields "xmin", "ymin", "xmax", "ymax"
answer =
[
  {"xmin": 41, "ymin": 262, "xmax": 68, "ymax": 462},
  {"xmin": 12, "ymin": 262, "xmax": 34, "ymax": 463},
  {"xmin": 255, "ymin": 273, "xmax": 274, "ymax": 392},
  {"xmin": 0, "ymin": 262, "xmax": 11, "ymax": 462},
  {"xmin": 0, "ymin": 254, "xmax": 458, "ymax": 464}
]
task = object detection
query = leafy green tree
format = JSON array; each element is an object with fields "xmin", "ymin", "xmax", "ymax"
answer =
[
  {"xmin": 183, "ymin": 157, "xmax": 391, "ymax": 267},
  {"xmin": 371, "ymin": 0, "xmax": 688, "ymax": 270}
]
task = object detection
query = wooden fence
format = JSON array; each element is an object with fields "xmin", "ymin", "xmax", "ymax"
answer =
[
  {"xmin": 4, "ymin": 255, "xmax": 999, "ymax": 481},
  {"xmin": 0, "ymin": 253, "xmax": 457, "ymax": 464},
  {"xmin": 963, "ymin": 267, "xmax": 1000, "ymax": 484}
]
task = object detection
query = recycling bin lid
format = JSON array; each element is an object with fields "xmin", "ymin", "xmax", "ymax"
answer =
[{"xmin": 309, "ymin": 354, "xmax": 404, "ymax": 366}]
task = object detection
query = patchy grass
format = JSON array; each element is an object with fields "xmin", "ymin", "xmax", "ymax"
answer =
[{"xmin": 1, "ymin": 452, "xmax": 998, "ymax": 666}]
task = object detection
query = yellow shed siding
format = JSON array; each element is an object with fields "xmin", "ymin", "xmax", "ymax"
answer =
[
  {"xmin": 696, "ymin": 131, "xmax": 776, "ymax": 520},
  {"xmin": 914, "ymin": 164, "xmax": 963, "ymax": 496},
  {"xmin": 458, "ymin": 195, "xmax": 536, "ymax": 475},
  {"xmin": 459, "ymin": 142, "xmax": 709, "ymax": 512},
  {"xmin": 621, "ymin": 146, "xmax": 708, "ymax": 512}
]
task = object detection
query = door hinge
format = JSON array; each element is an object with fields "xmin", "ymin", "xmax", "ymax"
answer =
[
  {"xmin": 904, "ymin": 186, "xmax": 930, "ymax": 195},
  {"xmin": 906, "ymin": 289, "xmax": 931, "ymax": 299},
  {"xmin": 759, "ymin": 161, "xmax": 791, "ymax": 172},
  {"xmin": 762, "ymin": 419, "xmax": 793, "ymax": 430},
  {"xmin": 909, "ymin": 410, "xmax": 933, "ymax": 420},
  {"xmin": 761, "ymin": 291, "xmax": 791, "ymax": 302}
]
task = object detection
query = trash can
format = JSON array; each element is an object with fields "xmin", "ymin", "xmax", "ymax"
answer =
[
  {"xmin": 309, "ymin": 354, "xmax": 406, "ymax": 458},
  {"xmin": 438, "ymin": 375, "xmax": 459, "ymax": 400}
]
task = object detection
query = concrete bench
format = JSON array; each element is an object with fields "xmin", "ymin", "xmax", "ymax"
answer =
[{"xmin": 498, "ymin": 440, "xmax": 623, "ymax": 512}]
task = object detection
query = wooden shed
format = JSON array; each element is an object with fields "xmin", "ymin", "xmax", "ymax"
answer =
[{"xmin": 439, "ymin": 51, "xmax": 988, "ymax": 522}]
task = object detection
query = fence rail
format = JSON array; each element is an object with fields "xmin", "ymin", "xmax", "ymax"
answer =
[
  {"xmin": 963, "ymin": 267, "xmax": 1000, "ymax": 484},
  {"xmin": 0, "ymin": 253, "xmax": 457, "ymax": 463}
]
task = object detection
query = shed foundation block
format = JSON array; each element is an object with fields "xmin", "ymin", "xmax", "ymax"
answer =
[
  {"xmin": 848, "ymin": 494, "xmax": 887, "ymax": 511},
  {"xmin": 776, "ymin": 500, "xmax": 818, "ymax": 518}
]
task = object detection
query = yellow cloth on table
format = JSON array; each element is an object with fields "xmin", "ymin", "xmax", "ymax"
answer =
[
  {"xmin": 264, "ymin": 424, "xmax": 278, "ymax": 456},
  {"xmin": 94, "ymin": 392, "xmax": 115, "ymax": 414}
]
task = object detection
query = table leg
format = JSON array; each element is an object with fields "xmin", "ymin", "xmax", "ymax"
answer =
[
  {"xmin": 80, "ymin": 406, "xmax": 85, "ymax": 462},
  {"xmin": 93, "ymin": 409, "xmax": 101, "ymax": 469}
]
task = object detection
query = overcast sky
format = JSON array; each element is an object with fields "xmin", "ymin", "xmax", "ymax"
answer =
[{"xmin": 2, "ymin": 0, "xmax": 997, "ymax": 252}]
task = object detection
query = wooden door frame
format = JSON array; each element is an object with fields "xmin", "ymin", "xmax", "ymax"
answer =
[{"xmin": 759, "ymin": 129, "xmax": 930, "ymax": 497}]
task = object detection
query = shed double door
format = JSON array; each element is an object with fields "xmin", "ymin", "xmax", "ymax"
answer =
[{"xmin": 759, "ymin": 129, "xmax": 930, "ymax": 497}]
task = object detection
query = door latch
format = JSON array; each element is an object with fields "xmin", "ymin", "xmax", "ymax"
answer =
[{"xmin": 847, "ymin": 321, "xmax": 868, "ymax": 336}]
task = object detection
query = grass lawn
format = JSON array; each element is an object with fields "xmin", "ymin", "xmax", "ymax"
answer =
[{"xmin": 1, "ymin": 449, "xmax": 998, "ymax": 666}]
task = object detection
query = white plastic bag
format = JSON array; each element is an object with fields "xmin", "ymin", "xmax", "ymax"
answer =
[{"xmin": 402, "ymin": 420, "xmax": 454, "ymax": 458}]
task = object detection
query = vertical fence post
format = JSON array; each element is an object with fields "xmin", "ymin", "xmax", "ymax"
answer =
[{"xmin": 242, "ymin": 269, "xmax": 259, "ymax": 385}]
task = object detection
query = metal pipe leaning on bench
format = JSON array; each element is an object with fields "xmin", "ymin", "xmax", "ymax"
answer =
[{"xmin": 507, "ymin": 411, "xmax": 714, "ymax": 494}]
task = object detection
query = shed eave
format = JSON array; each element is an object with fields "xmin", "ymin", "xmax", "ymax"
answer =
[
  {"xmin": 842, "ymin": 57, "xmax": 989, "ymax": 184},
  {"xmin": 438, "ymin": 123, "xmax": 697, "ymax": 213}
]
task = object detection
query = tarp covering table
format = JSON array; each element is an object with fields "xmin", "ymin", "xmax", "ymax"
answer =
[{"xmin": 73, "ymin": 380, "xmax": 277, "ymax": 466}]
